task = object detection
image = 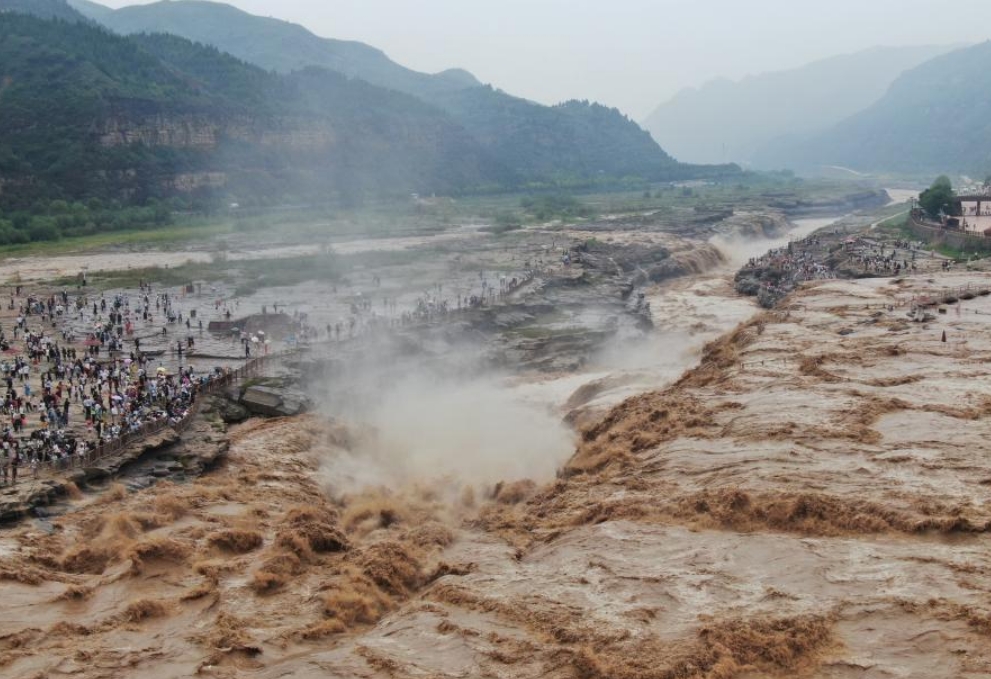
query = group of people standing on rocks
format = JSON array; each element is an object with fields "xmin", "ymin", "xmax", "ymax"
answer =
[
  {"xmin": 737, "ymin": 226, "xmax": 957, "ymax": 309},
  {"xmin": 0, "ymin": 283, "xmax": 237, "ymax": 486},
  {"xmin": 737, "ymin": 235, "xmax": 837, "ymax": 307},
  {"xmin": 340, "ymin": 268, "xmax": 540, "ymax": 335},
  {"xmin": 848, "ymin": 239, "xmax": 925, "ymax": 276}
]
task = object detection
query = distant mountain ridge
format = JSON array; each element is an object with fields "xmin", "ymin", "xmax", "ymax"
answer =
[
  {"xmin": 66, "ymin": 0, "xmax": 715, "ymax": 185},
  {"xmin": 62, "ymin": 0, "xmax": 111, "ymax": 21},
  {"xmin": 753, "ymin": 41, "xmax": 991, "ymax": 176},
  {"xmin": 68, "ymin": 0, "xmax": 480, "ymax": 102},
  {"xmin": 1, "ymin": 0, "xmax": 87, "ymax": 21},
  {"xmin": 644, "ymin": 45, "xmax": 958, "ymax": 166},
  {"xmin": 0, "ymin": 7, "xmax": 721, "ymax": 213},
  {"xmin": 0, "ymin": 12, "xmax": 504, "ymax": 209}
]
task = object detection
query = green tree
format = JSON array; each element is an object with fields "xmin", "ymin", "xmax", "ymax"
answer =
[{"xmin": 919, "ymin": 175, "xmax": 957, "ymax": 219}]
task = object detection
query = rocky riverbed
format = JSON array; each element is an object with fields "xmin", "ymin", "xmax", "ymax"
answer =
[
  {"xmin": 7, "ymin": 259, "xmax": 991, "ymax": 678},
  {"xmin": 15, "ymin": 192, "xmax": 984, "ymax": 679}
]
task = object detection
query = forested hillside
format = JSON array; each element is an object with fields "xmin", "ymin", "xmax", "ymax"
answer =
[
  {"xmin": 0, "ymin": 0, "xmax": 86, "ymax": 21},
  {"xmin": 0, "ymin": 2, "xmax": 733, "ymax": 245},
  {"xmin": 70, "ymin": 0, "xmax": 718, "ymax": 184},
  {"xmin": 0, "ymin": 14, "xmax": 500, "ymax": 219},
  {"xmin": 434, "ymin": 88, "xmax": 686, "ymax": 184},
  {"xmin": 72, "ymin": 0, "xmax": 479, "ymax": 101}
]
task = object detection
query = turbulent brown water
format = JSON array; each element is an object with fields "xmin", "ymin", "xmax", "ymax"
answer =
[
  {"xmin": 2, "ymin": 417, "xmax": 469, "ymax": 677},
  {"xmin": 8, "ymin": 209, "xmax": 991, "ymax": 678}
]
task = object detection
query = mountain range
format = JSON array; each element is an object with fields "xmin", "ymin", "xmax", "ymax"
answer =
[
  {"xmin": 68, "ymin": 0, "xmax": 480, "ymax": 102},
  {"xmin": 643, "ymin": 45, "xmax": 958, "ymax": 167},
  {"xmin": 72, "ymin": 0, "xmax": 729, "ymax": 184},
  {"xmin": 0, "ymin": 0, "xmax": 736, "ymax": 212},
  {"xmin": 6, "ymin": 0, "xmax": 979, "ymax": 206},
  {"xmin": 0, "ymin": 10, "xmax": 509, "ymax": 209},
  {"xmin": 754, "ymin": 41, "xmax": 991, "ymax": 176}
]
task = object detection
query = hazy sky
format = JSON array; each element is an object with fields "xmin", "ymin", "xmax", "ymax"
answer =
[{"xmin": 99, "ymin": 0, "xmax": 991, "ymax": 120}]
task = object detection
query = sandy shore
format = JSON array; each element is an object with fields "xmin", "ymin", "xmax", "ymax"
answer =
[{"xmin": 0, "ymin": 231, "xmax": 484, "ymax": 285}]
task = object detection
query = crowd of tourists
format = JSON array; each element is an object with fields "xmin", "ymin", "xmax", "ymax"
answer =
[
  {"xmin": 736, "ymin": 236, "xmax": 837, "ymax": 307},
  {"xmin": 378, "ymin": 269, "xmax": 538, "ymax": 329},
  {"xmin": 846, "ymin": 238, "xmax": 926, "ymax": 275},
  {"xmin": 0, "ymin": 256, "xmax": 547, "ymax": 484},
  {"xmin": 0, "ymin": 286, "xmax": 233, "ymax": 486}
]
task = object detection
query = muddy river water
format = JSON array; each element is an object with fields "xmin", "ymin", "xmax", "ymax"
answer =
[{"xmin": 13, "ymin": 192, "xmax": 989, "ymax": 679}]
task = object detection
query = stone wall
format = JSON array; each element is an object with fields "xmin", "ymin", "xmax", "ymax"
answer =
[{"xmin": 906, "ymin": 216, "xmax": 991, "ymax": 253}]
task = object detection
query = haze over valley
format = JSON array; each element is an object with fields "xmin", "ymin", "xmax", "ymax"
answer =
[{"xmin": 4, "ymin": 3, "xmax": 991, "ymax": 679}]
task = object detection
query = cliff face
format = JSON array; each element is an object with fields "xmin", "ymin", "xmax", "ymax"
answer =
[
  {"xmin": 98, "ymin": 113, "xmax": 337, "ymax": 152},
  {"xmin": 87, "ymin": 106, "xmax": 496, "ymax": 202},
  {"xmin": 0, "ymin": 175, "xmax": 37, "ymax": 197},
  {"xmin": 99, "ymin": 114, "xmax": 223, "ymax": 149},
  {"xmin": 165, "ymin": 171, "xmax": 228, "ymax": 192}
]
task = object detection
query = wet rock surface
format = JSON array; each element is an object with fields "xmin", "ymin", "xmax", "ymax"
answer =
[
  {"xmin": 212, "ymin": 394, "xmax": 252, "ymax": 424},
  {"xmin": 239, "ymin": 379, "xmax": 311, "ymax": 418},
  {"xmin": 292, "ymin": 233, "xmax": 719, "ymax": 382}
]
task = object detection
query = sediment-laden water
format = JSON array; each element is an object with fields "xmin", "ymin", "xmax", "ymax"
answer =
[{"xmin": 12, "ymin": 202, "xmax": 989, "ymax": 679}]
